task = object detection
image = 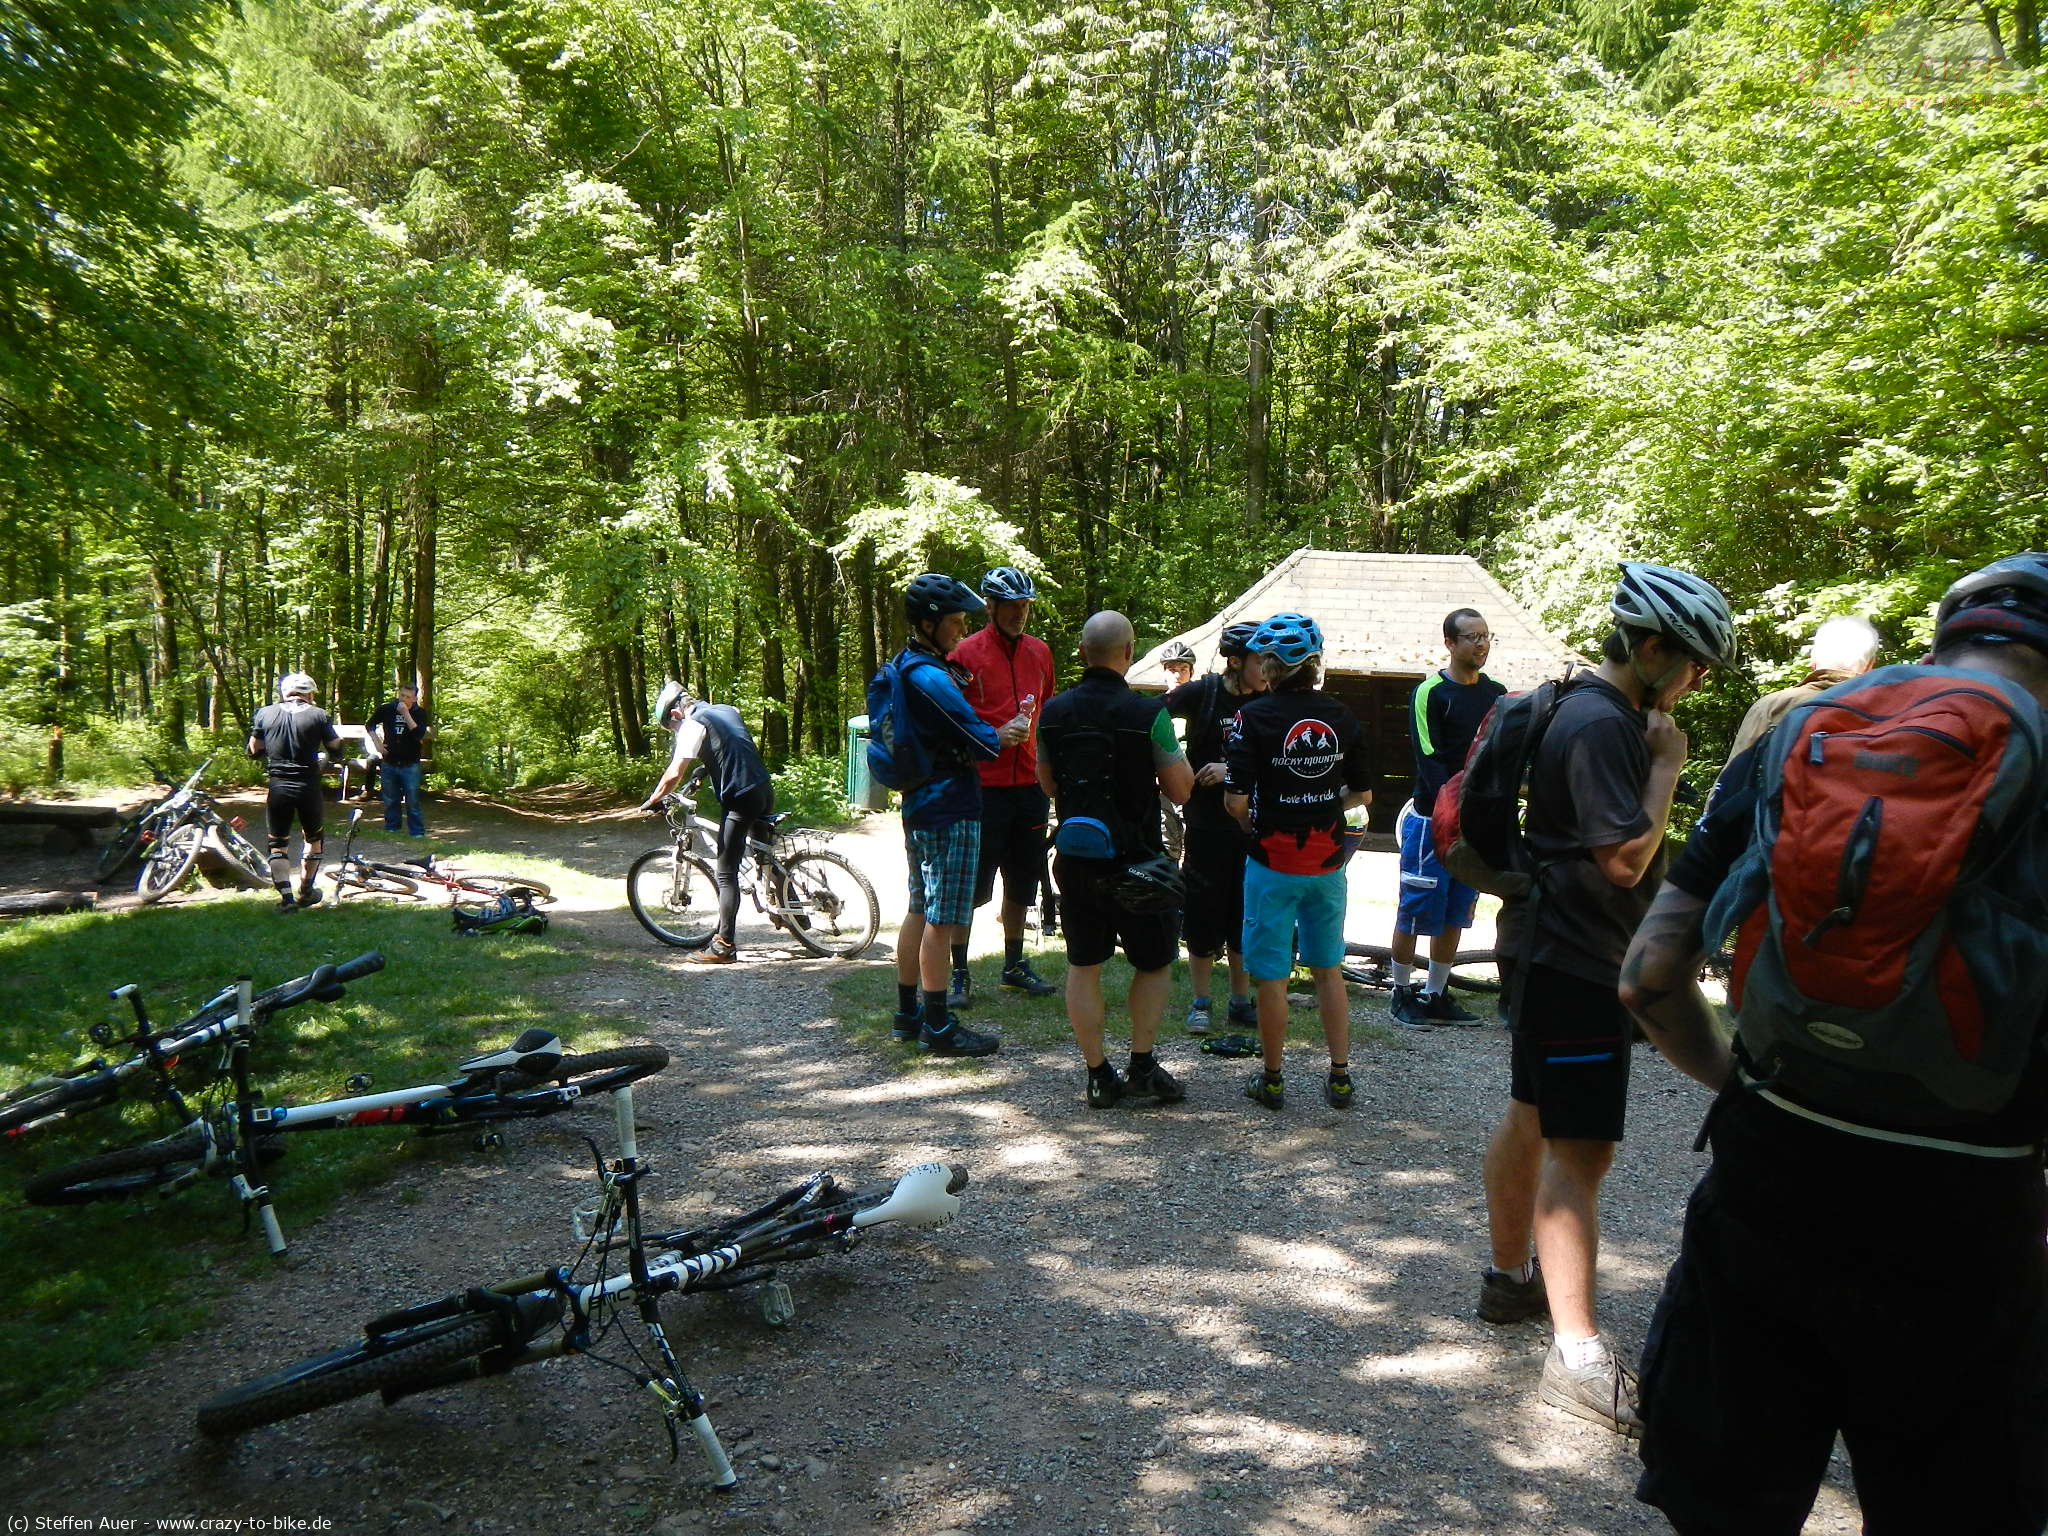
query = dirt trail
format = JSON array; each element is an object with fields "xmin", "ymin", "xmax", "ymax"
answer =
[{"xmin": 0, "ymin": 795, "xmax": 1859, "ymax": 1535}]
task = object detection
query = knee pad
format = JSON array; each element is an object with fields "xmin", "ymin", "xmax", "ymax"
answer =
[
  {"xmin": 303, "ymin": 839, "xmax": 324, "ymax": 860},
  {"xmin": 268, "ymin": 835, "xmax": 291, "ymax": 856}
]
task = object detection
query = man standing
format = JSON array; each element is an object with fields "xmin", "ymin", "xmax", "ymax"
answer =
[
  {"xmin": 1224, "ymin": 613, "xmax": 1374, "ymax": 1113},
  {"xmin": 1166, "ymin": 621, "xmax": 1265, "ymax": 1035},
  {"xmin": 367, "ymin": 682, "xmax": 434, "ymax": 837},
  {"xmin": 1038, "ymin": 611, "xmax": 1195, "ymax": 1109},
  {"xmin": 884, "ymin": 573, "xmax": 1025, "ymax": 1057},
  {"xmin": 639, "ymin": 684, "xmax": 775, "ymax": 965},
  {"xmin": 1477, "ymin": 562, "xmax": 1734, "ymax": 1438},
  {"xmin": 1728, "ymin": 613, "xmax": 1880, "ymax": 756},
  {"xmin": 1156, "ymin": 641, "xmax": 1198, "ymax": 861},
  {"xmin": 953, "ymin": 566, "xmax": 1058, "ymax": 1006},
  {"xmin": 1621, "ymin": 555, "xmax": 2048, "ymax": 1533},
  {"xmin": 248, "ymin": 672, "xmax": 347, "ymax": 913},
  {"xmin": 1389, "ymin": 609, "xmax": 1506, "ymax": 1029}
]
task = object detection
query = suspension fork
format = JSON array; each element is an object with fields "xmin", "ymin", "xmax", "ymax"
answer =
[{"xmin": 223, "ymin": 979, "xmax": 288, "ymax": 1259}]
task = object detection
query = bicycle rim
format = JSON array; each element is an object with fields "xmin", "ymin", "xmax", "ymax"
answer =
[
  {"xmin": 218, "ymin": 824, "xmax": 274, "ymax": 889},
  {"xmin": 454, "ymin": 874, "xmax": 554, "ymax": 903},
  {"xmin": 196, "ymin": 1314, "xmax": 502, "ymax": 1437},
  {"xmin": 626, "ymin": 847, "xmax": 716, "ymax": 949},
  {"xmin": 331, "ymin": 866, "xmax": 419, "ymax": 900},
  {"xmin": 137, "ymin": 825, "xmax": 204, "ymax": 903},
  {"xmin": 96, "ymin": 813, "xmax": 149, "ymax": 880},
  {"xmin": 775, "ymin": 851, "xmax": 880, "ymax": 958}
]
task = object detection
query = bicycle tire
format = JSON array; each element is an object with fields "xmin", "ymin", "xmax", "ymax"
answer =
[
  {"xmin": 96, "ymin": 810, "xmax": 153, "ymax": 881},
  {"xmin": 0, "ymin": 1071, "xmax": 120, "ymax": 1137},
  {"xmin": 137, "ymin": 824, "xmax": 204, "ymax": 903},
  {"xmin": 450, "ymin": 874, "xmax": 554, "ymax": 903},
  {"xmin": 626, "ymin": 847, "xmax": 717, "ymax": 949},
  {"xmin": 330, "ymin": 866, "xmax": 421, "ymax": 900},
  {"xmin": 22, "ymin": 1129, "xmax": 212, "ymax": 1205},
  {"xmin": 774, "ymin": 850, "xmax": 880, "ymax": 959},
  {"xmin": 495, "ymin": 1043, "xmax": 671, "ymax": 1100},
  {"xmin": 216, "ymin": 822, "xmax": 274, "ymax": 889},
  {"xmin": 196, "ymin": 1313, "xmax": 502, "ymax": 1438}
]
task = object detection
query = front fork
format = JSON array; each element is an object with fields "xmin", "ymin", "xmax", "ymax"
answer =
[{"xmin": 224, "ymin": 979, "xmax": 289, "ymax": 1258}]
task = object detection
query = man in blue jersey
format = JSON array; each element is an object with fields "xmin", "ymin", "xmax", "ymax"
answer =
[{"xmin": 1389, "ymin": 608, "xmax": 1507, "ymax": 1028}]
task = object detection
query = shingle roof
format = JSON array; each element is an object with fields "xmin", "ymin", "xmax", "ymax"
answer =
[{"xmin": 1129, "ymin": 548, "xmax": 1584, "ymax": 690}]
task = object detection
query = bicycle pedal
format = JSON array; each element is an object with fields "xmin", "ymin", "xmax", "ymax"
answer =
[
  {"xmin": 345, "ymin": 1073, "xmax": 373, "ymax": 1092},
  {"xmin": 473, "ymin": 1131, "xmax": 504, "ymax": 1152},
  {"xmin": 759, "ymin": 1281, "xmax": 795, "ymax": 1327}
]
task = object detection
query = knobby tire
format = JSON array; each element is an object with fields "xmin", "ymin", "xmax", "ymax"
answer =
[
  {"xmin": 0, "ymin": 1072, "xmax": 120, "ymax": 1138},
  {"xmin": 22, "ymin": 1129, "xmax": 211, "ymax": 1205},
  {"xmin": 137, "ymin": 825, "xmax": 204, "ymax": 904},
  {"xmin": 495, "ymin": 1044, "xmax": 670, "ymax": 1100},
  {"xmin": 626, "ymin": 847, "xmax": 717, "ymax": 949},
  {"xmin": 196, "ymin": 1314, "xmax": 502, "ymax": 1437},
  {"xmin": 449, "ymin": 874, "xmax": 554, "ymax": 903},
  {"xmin": 774, "ymin": 850, "xmax": 880, "ymax": 959}
]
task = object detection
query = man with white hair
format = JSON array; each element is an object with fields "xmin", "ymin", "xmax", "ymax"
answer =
[{"xmin": 1729, "ymin": 615, "xmax": 1881, "ymax": 757}]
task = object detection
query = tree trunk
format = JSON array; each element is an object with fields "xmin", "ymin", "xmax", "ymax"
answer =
[
  {"xmin": 409, "ymin": 483, "xmax": 437, "ymax": 702},
  {"xmin": 151, "ymin": 559, "xmax": 186, "ymax": 748},
  {"xmin": 1244, "ymin": 0, "xmax": 1276, "ymax": 528}
]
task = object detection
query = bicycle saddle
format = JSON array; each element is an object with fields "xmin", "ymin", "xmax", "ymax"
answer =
[
  {"xmin": 403, "ymin": 854, "xmax": 437, "ymax": 871},
  {"xmin": 454, "ymin": 1028, "xmax": 566, "ymax": 1088}
]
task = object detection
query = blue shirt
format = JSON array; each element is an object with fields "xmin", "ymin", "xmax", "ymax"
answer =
[{"xmin": 895, "ymin": 646, "xmax": 1002, "ymax": 830}]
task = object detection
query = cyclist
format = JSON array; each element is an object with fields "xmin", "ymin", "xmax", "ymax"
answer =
[
  {"xmin": 1165, "ymin": 620, "xmax": 1265, "ymax": 1034},
  {"xmin": 639, "ymin": 684, "xmax": 775, "ymax": 965},
  {"xmin": 952, "ymin": 565, "xmax": 1059, "ymax": 1005},
  {"xmin": 1156, "ymin": 639, "xmax": 1199, "ymax": 861},
  {"xmin": 366, "ymin": 682, "xmax": 434, "ymax": 837},
  {"xmin": 1477, "ymin": 561, "xmax": 1732, "ymax": 1439},
  {"xmin": 1388, "ymin": 608, "xmax": 1506, "ymax": 1029},
  {"xmin": 1223, "ymin": 614, "xmax": 1373, "ymax": 1112},
  {"xmin": 1038, "ymin": 610, "xmax": 1195, "ymax": 1108},
  {"xmin": 1160, "ymin": 639, "xmax": 1196, "ymax": 689},
  {"xmin": 248, "ymin": 672, "xmax": 347, "ymax": 913},
  {"xmin": 884, "ymin": 574, "xmax": 1023, "ymax": 1057}
]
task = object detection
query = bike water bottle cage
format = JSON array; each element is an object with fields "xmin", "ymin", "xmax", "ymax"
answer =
[{"xmin": 457, "ymin": 1029, "xmax": 566, "ymax": 1083}]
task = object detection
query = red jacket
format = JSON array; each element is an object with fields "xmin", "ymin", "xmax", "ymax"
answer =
[{"xmin": 955, "ymin": 625, "xmax": 1057, "ymax": 788}]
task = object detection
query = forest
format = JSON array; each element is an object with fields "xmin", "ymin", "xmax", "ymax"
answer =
[{"xmin": 4, "ymin": 0, "xmax": 2045, "ymax": 793}]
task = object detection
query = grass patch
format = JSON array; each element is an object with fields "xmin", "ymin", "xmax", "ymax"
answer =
[{"xmin": 0, "ymin": 860, "xmax": 630, "ymax": 1447}]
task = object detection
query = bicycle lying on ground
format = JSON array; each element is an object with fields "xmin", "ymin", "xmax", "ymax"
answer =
[
  {"xmin": 96, "ymin": 757, "xmax": 182, "ymax": 882},
  {"xmin": 130, "ymin": 757, "xmax": 275, "ymax": 904},
  {"xmin": 196, "ymin": 1070, "xmax": 968, "ymax": 1491},
  {"xmin": 626, "ymin": 788, "xmax": 878, "ymax": 958},
  {"xmin": 327, "ymin": 809, "xmax": 554, "ymax": 904}
]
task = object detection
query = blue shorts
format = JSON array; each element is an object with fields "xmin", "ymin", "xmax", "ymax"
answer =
[
  {"xmin": 1241, "ymin": 860, "xmax": 1349, "ymax": 981},
  {"xmin": 906, "ymin": 820, "xmax": 981, "ymax": 928},
  {"xmin": 1396, "ymin": 802, "xmax": 1479, "ymax": 937}
]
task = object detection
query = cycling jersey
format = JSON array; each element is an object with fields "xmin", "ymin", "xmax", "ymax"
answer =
[
  {"xmin": 956, "ymin": 625, "xmax": 1056, "ymax": 788},
  {"xmin": 671, "ymin": 703, "xmax": 773, "ymax": 809},
  {"xmin": 1166, "ymin": 671, "xmax": 1257, "ymax": 831},
  {"xmin": 251, "ymin": 702, "xmax": 339, "ymax": 790},
  {"xmin": 1223, "ymin": 689, "xmax": 1371, "ymax": 874},
  {"xmin": 1407, "ymin": 669, "xmax": 1505, "ymax": 817}
]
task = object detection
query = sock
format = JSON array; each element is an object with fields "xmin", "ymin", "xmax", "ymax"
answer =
[
  {"xmin": 1088, "ymin": 1059, "xmax": 1118, "ymax": 1083},
  {"xmin": 1129, "ymin": 1049, "xmax": 1156, "ymax": 1078},
  {"xmin": 1004, "ymin": 936, "xmax": 1024, "ymax": 967},
  {"xmin": 897, "ymin": 983, "xmax": 919, "ymax": 1016},
  {"xmin": 951, "ymin": 943, "xmax": 968, "ymax": 973},
  {"xmin": 1492, "ymin": 1258, "xmax": 1537, "ymax": 1284},
  {"xmin": 1392, "ymin": 961, "xmax": 1413, "ymax": 989},
  {"xmin": 1263, "ymin": 1067, "xmax": 1283, "ymax": 1084},
  {"xmin": 1328, "ymin": 1063, "xmax": 1350, "ymax": 1083},
  {"xmin": 1556, "ymin": 1332, "xmax": 1610, "ymax": 1371},
  {"xmin": 922, "ymin": 989, "xmax": 950, "ymax": 1031},
  {"xmin": 1190, "ymin": 995, "xmax": 1210, "ymax": 1010},
  {"xmin": 1426, "ymin": 959, "xmax": 1452, "ymax": 995}
]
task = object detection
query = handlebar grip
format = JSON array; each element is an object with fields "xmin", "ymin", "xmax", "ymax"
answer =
[
  {"xmin": 266, "ymin": 963, "xmax": 338, "ymax": 1016},
  {"xmin": 334, "ymin": 952, "xmax": 385, "ymax": 982}
]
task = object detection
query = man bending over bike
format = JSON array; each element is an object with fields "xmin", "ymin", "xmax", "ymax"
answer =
[
  {"xmin": 641, "ymin": 683, "xmax": 775, "ymax": 964},
  {"xmin": 248, "ymin": 672, "xmax": 347, "ymax": 914}
]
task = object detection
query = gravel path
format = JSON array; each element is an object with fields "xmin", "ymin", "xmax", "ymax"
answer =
[{"xmin": 0, "ymin": 795, "xmax": 1862, "ymax": 1535}]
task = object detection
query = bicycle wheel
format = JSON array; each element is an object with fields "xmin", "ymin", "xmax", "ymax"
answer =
[
  {"xmin": 0, "ymin": 1071, "xmax": 120, "ymax": 1138},
  {"xmin": 96, "ymin": 810, "xmax": 153, "ymax": 882},
  {"xmin": 330, "ymin": 865, "xmax": 420, "ymax": 900},
  {"xmin": 137, "ymin": 824, "xmax": 204, "ymax": 904},
  {"xmin": 22, "ymin": 1129, "xmax": 212, "ymax": 1205},
  {"xmin": 216, "ymin": 823, "xmax": 274, "ymax": 889},
  {"xmin": 774, "ymin": 850, "xmax": 880, "ymax": 959},
  {"xmin": 452, "ymin": 874, "xmax": 554, "ymax": 903},
  {"xmin": 495, "ymin": 1043, "xmax": 671, "ymax": 1100},
  {"xmin": 196, "ymin": 1313, "xmax": 501, "ymax": 1437},
  {"xmin": 626, "ymin": 848, "xmax": 717, "ymax": 949}
]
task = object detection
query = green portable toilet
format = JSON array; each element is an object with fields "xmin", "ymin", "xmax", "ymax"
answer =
[{"xmin": 846, "ymin": 715, "xmax": 889, "ymax": 812}]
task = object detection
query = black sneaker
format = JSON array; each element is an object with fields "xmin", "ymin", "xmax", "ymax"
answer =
[
  {"xmin": 1087, "ymin": 1065, "xmax": 1125, "ymax": 1109},
  {"xmin": 1226, "ymin": 995, "xmax": 1259, "ymax": 1029},
  {"xmin": 1243, "ymin": 1070, "xmax": 1284, "ymax": 1111},
  {"xmin": 1539, "ymin": 1342, "xmax": 1642, "ymax": 1439},
  {"xmin": 890, "ymin": 1010, "xmax": 923, "ymax": 1043},
  {"xmin": 1125, "ymin": 1061, "xmax": 1186, "ymax": 1105},
  {"xmin": 1424, "ymin": 989, "xmax": 1482, "ymax": 1027},
  {"xmin": 276, "ymin": 892, "xmax": 298, "ymax": 915},
  {"xmin": 946, "ymin": 968, "xmax": 972, "ymax": 1010},
  {"xmin": 920, "ymin": 1017, "xmax": 1000, "ymax": 1057},
  {"xmin": 1477, "ymin": 1262, "xmax": 1549, "ymax": 1325},
  {"xmin": 1325, "ymin": 1072, "xmax": 1354, "ymax": 1110},
  {"xmin": 1388, "ymin": 983, "xmax": 1433, "ymax": 1030},
  {"xmin": 1000, "ymin": 960, "xmax": 1057, "ymax": 998},
  {"xmin": 296, "ymin": 885, "xmax": 324, "ymax": 910}
]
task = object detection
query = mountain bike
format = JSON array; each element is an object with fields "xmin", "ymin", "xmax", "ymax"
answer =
[
  {"xmin": 196, "ymin": 1078, "xmax": 968, "ymax": 1492},
  {"xmin": 134, "ymin": 757, "xmax": 274, "ymax": 904},
  {"xmin": 626, "ymin": 791, "xmax": 878, "ymax": 958},
  {"xmin": 97, "ymin": 757, "xmax": 181, "ymax": 882},
  {"xmin": 327, "ymin": 809, "xmax": 553, "ymax": 904}
]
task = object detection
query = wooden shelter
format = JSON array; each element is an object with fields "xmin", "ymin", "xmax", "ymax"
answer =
[{"xmin": 1130, "ymin": 549, "xmax": 1583, "ymax": 831}]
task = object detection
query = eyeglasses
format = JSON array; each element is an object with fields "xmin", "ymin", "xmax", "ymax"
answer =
[{"xmin": 1454, "ymin": 631, "xmax": 1492, "ymax": 645}]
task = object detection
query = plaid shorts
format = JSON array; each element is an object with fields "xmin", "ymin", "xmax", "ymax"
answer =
[{"xmin": 906, "ymin": 820, "xmax": 981, "ymax": 928}]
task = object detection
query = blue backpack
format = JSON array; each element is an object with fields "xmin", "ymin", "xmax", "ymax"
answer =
[{"xmin": 865, "ymin": 655, "xmax": 942, "ymax": 793}]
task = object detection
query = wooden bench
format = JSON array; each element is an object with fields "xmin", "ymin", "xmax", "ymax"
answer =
[{"xmin": 0, "ymin": 802, "xmax": 118, "ymax": 853}]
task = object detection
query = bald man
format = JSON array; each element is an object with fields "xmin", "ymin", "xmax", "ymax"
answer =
[{"xmin": 1037, "ymin": 612, "xmax": 1197, "ymax": 1109}]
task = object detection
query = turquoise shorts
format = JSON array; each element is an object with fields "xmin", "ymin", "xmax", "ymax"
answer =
[{"xmin": 1241, "ymin": 860, "xmax": 1349, "ymax": 981}]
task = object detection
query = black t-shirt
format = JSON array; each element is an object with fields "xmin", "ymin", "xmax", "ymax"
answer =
[
  {"xmin": 251, "ymin": 702, "xmax": 339, "ymax": 789},
  {"xmin": 367, "ymin": 699, "xmax": 433, "ymax": 767},
  {"xmin": 680, "ymin": 703, "xmax": 773, "ymax": 809},
  {"xmin": 1166, "ymin": 672, "xmax": 1257, "ymax": 831},
  {"xmin": 1223, "ymin": 688, "xmax": 1371, "ymax": 874},
  {"xmin": 1497, "ymin": 676, "xmax": 1659, "ymax": 988},
  {"xmin": 1408, "ymin": 669, "xmax": 1506, "ymax": 816},
  {"xmin": 1674, "ymin": 745, "xmax": 2048, "ymax": 1154}
]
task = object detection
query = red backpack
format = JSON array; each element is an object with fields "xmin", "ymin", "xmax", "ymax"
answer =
[{"xmin": 1702, "ymin": 664, "xmax": 2048, "ymax": 1127}]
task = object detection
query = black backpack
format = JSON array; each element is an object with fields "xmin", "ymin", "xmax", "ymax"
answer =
[{"xmin": 1048, "ymin": 722, "xmax": 1134, "ymax": 860}]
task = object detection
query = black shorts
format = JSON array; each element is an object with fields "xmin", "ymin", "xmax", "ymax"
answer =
[
  {"xmin": 265, "ymin": 780, "xmax": 325, "ymax": 843},
  {"xmin": 1637, "ymin": 1138, "xmax": 2048, "ymax": 1535},
  {"xmin": 974, "ymin": 784, "xmax": 1050, "ymax": 909},
  {"xmin": 1181, "ymin": 822, "xmax": 1247, "ymax": 959},
  {"xmin": 1053, "ymin": 854, "xmax": 1177, "ymax": 972},
  {"xmin": 1506, "ymin": 961, "xmax": 1630, "ymax": 1142}
]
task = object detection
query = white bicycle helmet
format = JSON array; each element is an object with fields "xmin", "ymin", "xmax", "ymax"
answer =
[
  {"xmin": 650, "ymin": 680, "xmax": 695, "ymax": 730},
  {"xmin": 277, "ymin": 672, "xmax": 317, "ymax": 700},
  {"xmin": 1609, "ymin": 563, "xmax": 1736, "ymax": 668}
]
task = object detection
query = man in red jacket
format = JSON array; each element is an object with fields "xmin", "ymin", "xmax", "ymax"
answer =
[{"xmin": 952, "ymin": 566, "xmax": 1060, "ymax": 1004}]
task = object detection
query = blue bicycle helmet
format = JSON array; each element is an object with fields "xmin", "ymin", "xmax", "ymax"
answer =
[
  {"xmin": 1218, "ymin": 622, "xmax": 1260, "ymax": 658},
  {"xmin": 980, "ymin": 566, "xmax": 1036, "ymax": 603},
  {"xmin": 1248, "ymin": 613, "xmax": 1324, "ymax": 668},
  {"xmin": 904, "ymin": 573, "xmax": 986, "ymax": 623}
]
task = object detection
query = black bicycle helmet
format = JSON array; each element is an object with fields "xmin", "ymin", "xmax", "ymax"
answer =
[
  {"xmin": 905, "ymin": 573, "xmax": 986, "ymax": 623},
  {"xmin": 1160, "ymin": 640, "xmax": 1196, "ymax": 665},
  {"xmin": 980, "ymin": 566, "xmax": 1037, "ymax": 603},
  {"xmin": 1114, "ymin": 856, "xmax": 1186, "ymax": 914},
  {"xmin": 650, "ymin": 679, "xmax": 695, "ymax": 730},
  {"xmin": 1935, "ymin": 552, "xmax": 2048, "ymax": 653},
  {"xmin": 1610, "ymin": 563, "xmax": 1736, "ymax": 668},
  {"xmin": 1218, "ymin": 622, "xmax": 1260, "ymax": 658}
]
